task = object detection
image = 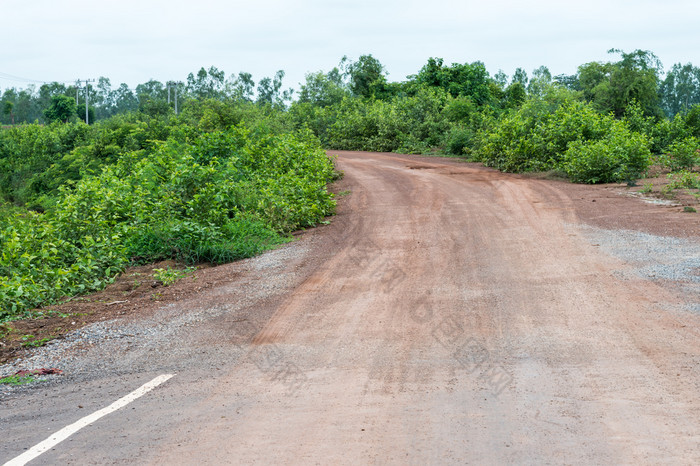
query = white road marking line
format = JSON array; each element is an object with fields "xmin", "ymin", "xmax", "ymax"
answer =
[{"xmin": 4, "ymin": 373, "xmax": 175, "ymax": 466}]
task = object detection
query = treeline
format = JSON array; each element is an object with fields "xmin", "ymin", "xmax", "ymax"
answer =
[
  {"xmin": 4, "ymin": 50, "xmax": 699, "ymax": 127},
  {"xmin": 0, "ymin": 67, "xmax": 293, "ymax": 125}
]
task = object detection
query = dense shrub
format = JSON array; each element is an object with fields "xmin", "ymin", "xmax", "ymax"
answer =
[
  {"xmin": 475, "ymin": 99, "xmax": 607, "ymax": 171},
  {"xmin": 561, "ymin": 124, "xmax": 652, "ymax": 183},
  {"xmin": 309, "ymin": 87, "xmax": 452, "ymax": 153},
  {"xmin": 0, "ymin": 124, "xmax": 336, "ymax": 319},
  {"xmin": 665, "ymin": 170, "xmax": 700, "ymax": 190},
  {"xmin": 664, "ymin": 136, "xmax": 699, "ymax": 171},
  {"xmin": 444, "ymin": 126, "xmax": 475, "ymax": 156},
  {"xmin": 0, "ymin": 113, "xmax": 182, "ymax": 209},
  {"xmin": 473, "ymin": 96, "xmax": 652, "ymax": 182}
]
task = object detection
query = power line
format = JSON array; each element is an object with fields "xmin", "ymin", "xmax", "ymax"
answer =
[{"xmin": 0, "ymin": 71, "xmax": 73, "ymax": 85}]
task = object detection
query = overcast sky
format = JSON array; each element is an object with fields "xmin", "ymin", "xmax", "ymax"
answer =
[{"xmin": 2, "ymin": 0, "xmax": 699, "ymax": 93}]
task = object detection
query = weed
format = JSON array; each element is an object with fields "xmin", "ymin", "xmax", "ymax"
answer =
[
  {"xmin": 152, "ymin": 266, "xmax": 196, "ymax": 286},
  {"xmin": 661, "ymin": 187, "xmax": 676, "ymax": 199},
  {"xmin": 19, "ymin": 334, "xmax": 54, "ymax": 347},
  {"xmin": 683, "ymin": 206, "xmax": 697, "ymax": 213},
  {"xmin": 640, "ymin": 182, "xmax": 653, "ymax": 193},
  {"xmin": 22, "ymin": 338, "xmax": 53, "ymax": 348},
  {"xmin": 667, "ymin": 171, "xmax": 700, "ymax": 190},
  {"xmin": 0, "ymin": 375, "xmax": 35, "ymax": 386},
  {"xmin": 0, "ymin": 324, "xmax": 14, "ymax": 339}
]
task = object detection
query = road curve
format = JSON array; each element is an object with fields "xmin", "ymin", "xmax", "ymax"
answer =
[{"xmin": 2, "ymin": 151, "xmax": 699, "ymax": 465}]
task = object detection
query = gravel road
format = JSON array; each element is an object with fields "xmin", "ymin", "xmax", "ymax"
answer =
[{"xmin": 1, "ymin": 151, "xmax": 699, "ymax": 465}]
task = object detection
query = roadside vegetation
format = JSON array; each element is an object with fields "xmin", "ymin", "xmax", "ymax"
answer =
[
  {"xmin": 0, "ymin": 106, "xmax": 337, "ymax": 319},
  {"xmin": 1, "ymin": 49, "xmax": 700, "ymax": 320}
]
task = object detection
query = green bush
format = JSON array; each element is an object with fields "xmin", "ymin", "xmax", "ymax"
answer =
[
  {"xmin": 0, "ymin": 114, "xmax": 180, "ymax": 208},
  {"xmin": 649, "ymin": 113, "xmax": 690, "ymax": 154},
  {"xmin": 684, "ymin": 104, "xmax": 700, "ymax": 138},
  {"xmin": 0, "ymin": 123, "xmax": 336, "ymax": 320},
  {"xmin": 473, "ymin": 95, "xmax": 653, "ymax": 184},
  {"xmin": 475, "ymin": 99, "xmax": 614, "ymax": 173},
  {"xmin": 561, "ymin": 123, "xmax": 652, "ymax": 183},
  {"xmin": 322, "ymin": 87, "xmax": 453, "ymax": 153},
  {"xmin": 666, "ymin": 170, "xmax": 700, "ymax": 190},
  {"xmin": 443, "ymin": 126, "xmax": 474, "ymax": 156},
  {"xmin": 664, "ymin": 136, "xmax": 699, "ymax": 171}
]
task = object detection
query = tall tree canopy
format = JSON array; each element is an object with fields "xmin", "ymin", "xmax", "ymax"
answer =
[
  {"xmin": 414, "ymin": 58, "xmax": 493, "ymax": 105},
  {"xmin": 298, "ymin": 68, "xmax": 348, "ymax": 107},
  {"xmin": 660, "ymin": 63, "xmax": 700, "ymax": 116},
  {"xmin": 578, "ymin": 49, "xmax": 663, "ymax": 118},
  {"xmin": 43, "ymin": 94, "xmax": 76, "ymax": 123},
  {"xmin": 186, "ymin": 66, "xmax": 225, "ymax": 100},
  {"xmin": 344, "ymin": 54, "xmax": 388, "ymax": 99}
]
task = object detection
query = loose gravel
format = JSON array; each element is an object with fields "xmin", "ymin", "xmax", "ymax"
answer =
[
  {"xmin": 577, "ymin": 224, "xmax": 700, "ymax": 313},
  {"xmin": 0, "ymin": 239, "xmax": 312, "ymax": 397}
]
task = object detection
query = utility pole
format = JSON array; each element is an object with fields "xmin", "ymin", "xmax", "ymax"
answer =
[
  {"xmin": 167, "ymin": 81, "xmax": 179, "ymax": 114},
  {"xmin": 83, "ymin": 79, "xmax": 95, "ymax": 124},
  {"xmin": 75, "ymin": 80, "xmax": 81, "ymax": 106}
]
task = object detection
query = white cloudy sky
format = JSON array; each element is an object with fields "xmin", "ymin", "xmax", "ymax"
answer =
[{"xmin": 2, "ymin": 0, "xmax": 699, "ymax": 92}]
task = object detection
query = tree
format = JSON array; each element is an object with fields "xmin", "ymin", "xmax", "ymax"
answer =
[
  {"xmin": 37, "ymin": 82, "xmax": 68, "ymax": 113},
  {"xmin": 504, "ymin": 82, "xmax": 527, "ymax": 108},
  {"xmin": 494, "ymin": 70, "xmax": 508, "ymax": 87},
  {"xmin": 578, "ymin": 49, "xmax": 663, "ymax": 118},
  {"xmin": 225, "ymin": 72, "xmax": 255, "ymax": 101},
  {"xmin": 136, "ymin": 80, "xmax": 166, "ymax": 103},
  {"xmin": 78, "ymin": 105, "xmax": 96, "ymax": 124},
  {"xmin": 414, "ymin": 58, "xmax": 493, "ymax": 105},
  {"xmin": 512, "ymin": 68, "xmax": 528, "ymax": 87},
  {"xmin": 13, "ymin": 88, "xmax": 35, "ymax": 123},
  {"xmin": 112, "ymin": 83, "xmax": 138, "ymax": 114},
  {"xmin": 94, "ymin": 77, "xmax": 113, "ymax": 119},
  {"xmin": 139, "ymin": 100, "xmax": 169, "ymax": 117},
  {"xmin": 186, "ymin": 66, "xmax": 225, "ymax": 100},
  {"xmin": 256, "ymin": 70, "xmax": 292, "ymax": 106},
  {"xmin": 2, "ymin": 101, "xmax": 14, "ymax": 125},
  {"xmin": 554, "ymin": 74, "xmax": 580, "ymax": 91},
  {"xmin": 298, "ymin": 68, "xmax": 348, "ymax": 107},
  {"xmin": 344, "ymin": 54, "xmax": 388, "ymax": 98},
  {"xmin": 1, "ymin": 88, "xmax": 18, "ymax": 125},
  {"xmin": 136, "ymin": 80, "xmax": 168, "ymax": 114},
  {"xmin": 44, "ymin": 95, "xmax": 77, "ymax": 123},
  {"xmin": 528, "ymin": 66, "xmax": 552, "ymax": 97},
  {"xmin": 660, "ymin": 63, "xmax": 700, "ymax": 117}
]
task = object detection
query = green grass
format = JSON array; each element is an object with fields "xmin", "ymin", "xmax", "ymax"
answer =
[{"xmin": 0, "ymin": 374, "xmax": 36, "ymax": 385}]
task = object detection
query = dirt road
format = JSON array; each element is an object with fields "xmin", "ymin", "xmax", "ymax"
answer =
[{"xmin": 2, "ymin": 151, "xmax": 699, "ymax": 464}]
